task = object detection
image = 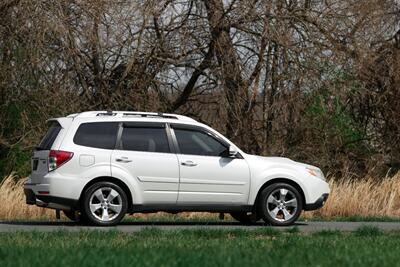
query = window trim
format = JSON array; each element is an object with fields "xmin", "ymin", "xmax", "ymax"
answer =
[
  {"xmin": 165, "ymin": 123, "xmax": 178, "ymax": 154},
  {"xmin": 169, "ymin": 123, "xmax": 232, "ymax": 157},
  {"xmin": 115, "ymin": 122, "xmax": 173, "ymax": 154},
  {"xmin": 122, "ymin": 122, "xmax": 166, "ymax": 129},
  {"xmin": 71, "ymin": 121, "xmax": 242, "ymax": 158}
]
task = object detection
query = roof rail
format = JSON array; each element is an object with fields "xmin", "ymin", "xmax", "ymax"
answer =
[
  {"xmin": 77, "ymin": 111, "xmax": 196, "ymax": 122},
  {"xmin": 96, "ymin": 111, "xmax": 116, "ymax": 117},
  {"xmin": 122, "ymin": 112, "xmax": 178, "ymax": 120}
]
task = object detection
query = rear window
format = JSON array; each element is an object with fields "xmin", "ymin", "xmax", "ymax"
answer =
[
  {"xmin": 120, "ymin": 127, "xmax": 170, "ymax": 153},
  {"xmin": 37, "ymin": 121, "xmax": 62, "ymax": 150},
  {"xmin": 73, "ymin": 122, "xmax": 119, "ymax": 149}
]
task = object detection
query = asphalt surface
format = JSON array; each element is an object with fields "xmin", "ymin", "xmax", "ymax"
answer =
[{"xmin": 1, "ymin": 221, "xmax": 400, "ymax": 233}]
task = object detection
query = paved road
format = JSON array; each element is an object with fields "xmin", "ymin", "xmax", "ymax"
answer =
[{"xmin": 1, "ymin": 221, "xmax": 400, "ymax": 233}]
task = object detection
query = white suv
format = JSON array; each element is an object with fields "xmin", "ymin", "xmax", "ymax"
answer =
[{"xmin": 24, "ymin": 111, "xmax": 329, "ymax": 226}]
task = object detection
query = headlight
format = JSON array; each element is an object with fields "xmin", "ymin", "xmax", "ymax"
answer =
[{"xmin": 306, "ymin": 167, "xmax": 326, "ymax": 181}]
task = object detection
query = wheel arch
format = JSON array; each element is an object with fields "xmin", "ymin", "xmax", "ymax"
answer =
[
  {"xmin": 252, "ymin": 178, "xmax": 306, "ymax": 211},
  {"xmin": 79, "ymin": 176, "xmax": 133, "ymax": 211}
]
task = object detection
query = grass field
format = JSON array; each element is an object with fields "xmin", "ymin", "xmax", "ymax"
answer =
[{"xmin": 0, "ymin": 227, "xmax": 399, "ymax": 267}]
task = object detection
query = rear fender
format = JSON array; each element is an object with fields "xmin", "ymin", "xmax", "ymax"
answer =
[{"xmin": 110, "ymin": 165, "xmax": 142, "ymax": 204}]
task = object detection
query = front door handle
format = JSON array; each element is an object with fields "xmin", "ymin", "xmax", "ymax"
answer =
[
  {"xmin": 116, "ymin": 157, "xmax": 132, "ymax": 163},
  {"xmin": 181, "ymin": 160, "xmax": 197, "ymax": 167}
]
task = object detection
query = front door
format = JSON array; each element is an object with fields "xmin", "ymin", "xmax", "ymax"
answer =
[{"xmin": 171, "ymin": 125, "xmax": 250, "ymax": 205}]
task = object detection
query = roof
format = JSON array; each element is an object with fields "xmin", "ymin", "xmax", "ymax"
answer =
[{"xmin": 66, "ymin": 111, "xmax": 197, "ymax": 122}]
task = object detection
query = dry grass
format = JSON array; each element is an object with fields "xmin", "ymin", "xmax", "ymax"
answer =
[
  {"xmin": 0, "ymin": 175, "xmax": 53, "ymax": 220},
  {"xmin": 1, "ymin": 173, "xmax": 400, "ymax": 221},
  {"xmin": 304, "ymin": 173, "xmax": 400, "ymax": 219}
]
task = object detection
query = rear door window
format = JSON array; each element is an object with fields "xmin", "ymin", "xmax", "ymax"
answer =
[
  {"xmin": 73, "ymin": 122, "xmax": 119, "ymax": 149},
  {"xmin": 37, "ymin": 121, "xmax": 62, "ymax": 150},
  {"xmin": 120, "ymin": 126, "xmax": 170, "ymax": 153}
]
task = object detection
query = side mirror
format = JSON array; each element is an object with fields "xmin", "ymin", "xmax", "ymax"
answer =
[{"xmin": 228, "ymin": 146, "xmax": 239, "ymax": 157}]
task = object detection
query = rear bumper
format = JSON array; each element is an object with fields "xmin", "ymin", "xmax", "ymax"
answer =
[
  {"xmin": 304, "ymin": 193, "xmax": 329, "ymax": 211},
  {"xmin": 24, "ymin": 187, "xmax": 79, "ymax": 211},
  {"xmin": 26, "ymin": 172, "xmax": 86, "ymax": 199}
]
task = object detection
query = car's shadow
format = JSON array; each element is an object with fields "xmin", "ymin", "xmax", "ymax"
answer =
[{"xmin": 0, "ymin": 220, "xmax": 307, "ymax": 227}]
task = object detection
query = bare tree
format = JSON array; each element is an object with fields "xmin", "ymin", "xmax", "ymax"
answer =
[{"xmin": 0, "ymin": 0, "xmax": 399, "ymax": 178}]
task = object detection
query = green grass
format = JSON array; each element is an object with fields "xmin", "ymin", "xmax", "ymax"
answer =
[
  {"xmin": 1, "ymin": 228, "xmax": 400, "ymax": 266},
  {"xmin": 301, "ymin": 215, "xmax": 400, "ymax": 222}
]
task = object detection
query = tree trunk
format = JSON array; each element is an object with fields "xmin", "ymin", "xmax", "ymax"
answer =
[{"xmin": 203, "ymin": 0, "xmax": 248, "ymax": 140}]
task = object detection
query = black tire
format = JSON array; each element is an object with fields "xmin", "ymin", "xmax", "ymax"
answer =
[
  {"xmin": 230, "ymin": 212, "xmax": 259, "ymax": 224},
  {"xmin": 81, "ymin": 182, "xmax": 128, "ymax": 226},
  {"xmin": 258, "ymin": 183, "xmax": 303, "ymax": 226}
]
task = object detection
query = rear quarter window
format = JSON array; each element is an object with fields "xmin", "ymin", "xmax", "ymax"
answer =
[
  {"xmin": 37, "ymin": 121, "xmax": 62, "ymax": 150},
  {"xmin": 73, "ymin": 122, "xmax": 119, "ymax": 149}
]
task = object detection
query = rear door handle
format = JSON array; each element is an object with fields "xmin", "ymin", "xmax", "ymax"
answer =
[
  {"xmin": 116, "ymin": 157, "xmax": 132, "ymax": 163},
  {"xmin": 181, "ymin": 160, "xmax": 197, "ymax": 167}
]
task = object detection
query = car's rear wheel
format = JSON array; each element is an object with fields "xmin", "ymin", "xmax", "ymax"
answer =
[
  {"xmin": 230, "ymin": 212, "xmax": 259, "ymax": 224},
  {"xmin": 82, "ymin": 182, "xmax": 128, "ymax": 226},
  {"xmin": 258, "ymin": 183, "xmax": 303, "ymax": 226}
]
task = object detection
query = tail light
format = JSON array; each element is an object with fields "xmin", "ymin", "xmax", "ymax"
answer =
[{"xmin": 48, "ymin": 150, "xmax": 73, "ymax": 171}]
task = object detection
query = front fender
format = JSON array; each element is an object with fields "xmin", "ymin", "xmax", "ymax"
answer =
[{"xmin": 248, "ymin": 166, "xmax": 309, "ymax": 205}]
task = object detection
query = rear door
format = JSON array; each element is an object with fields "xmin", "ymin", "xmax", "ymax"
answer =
[
  {"xmin": 31, "ymin": 121, "xmax": 62, "ymax": 184},
  {"xmin": 111, "ymin": 122, "xmax": 180, "ymax": 204}
]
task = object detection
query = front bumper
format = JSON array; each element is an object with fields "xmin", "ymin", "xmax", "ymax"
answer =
[
  {"xmin": 304, "ymin": 193, "xmax": 329, "ymax": 211},
  {"xmin": 24, "ymin": 187, "xmax": 78, "ymax": 211}
]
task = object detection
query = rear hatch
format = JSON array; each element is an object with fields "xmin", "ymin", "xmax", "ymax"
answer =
[{"xmin": 30, "ymin": 121, "xmax": 62, "ymax": 184}]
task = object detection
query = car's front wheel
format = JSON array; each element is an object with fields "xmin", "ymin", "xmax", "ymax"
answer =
[
  {"xmin": 258, "ymin": 183, "xmax": 303, "ymax": 226},
  {"xmin": 81, "ymin": 182, "xmax": 128, "ymax": 226}
]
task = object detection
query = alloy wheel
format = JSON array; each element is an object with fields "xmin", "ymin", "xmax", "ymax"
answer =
[
  {"xmin": 266, "ymin": 188, "xmax": 298, "ymax": 222},
  {"xmin": 89, "ymin": 187, "xmax": 123, "ymax": 222}
]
